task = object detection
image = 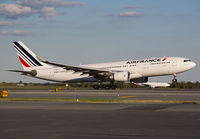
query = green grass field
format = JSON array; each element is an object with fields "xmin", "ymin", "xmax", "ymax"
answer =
[
  {"xmin": 0, "ymin": 97, "xmax": 199, "ymax": 104},
  {"xmin": 0, "ymin": 83, "xmax": 80, "ymax": 90}
]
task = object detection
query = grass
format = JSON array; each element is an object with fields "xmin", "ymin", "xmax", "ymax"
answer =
[
  {"xmin": 0, "ymin": 98, "xmax": 122, "ymax": 103},
  {"xmin": 0, "ymin": 97, "xmax": 200, "ymax": 104},
  {"xmin": 0, "ymin": 85, "xmax": 69, "ymax": 90}
]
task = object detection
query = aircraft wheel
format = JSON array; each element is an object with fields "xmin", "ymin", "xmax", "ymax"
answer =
[{"xmin": 172, "ymin": 78, "xmax": 177, "ymax": 83}]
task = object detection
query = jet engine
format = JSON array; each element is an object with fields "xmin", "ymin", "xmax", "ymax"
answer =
[{"xmin": 112, "ymin": 71, "xmax": 130, "ymax": 81}]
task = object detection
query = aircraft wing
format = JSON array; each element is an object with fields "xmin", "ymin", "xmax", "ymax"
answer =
[{"xmin": 42, "ymin": 60, "xmax": 113, "ymax": 77}]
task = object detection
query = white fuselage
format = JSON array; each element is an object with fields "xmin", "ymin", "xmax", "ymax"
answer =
[{"xmin": 33, "ymin": 57, "xmax": 196, "ymax": 83}]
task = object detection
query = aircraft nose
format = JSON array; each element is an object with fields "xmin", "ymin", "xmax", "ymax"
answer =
[{"xmin": 191, "ymin": 62, "xmax": 196, "ymax": 69}]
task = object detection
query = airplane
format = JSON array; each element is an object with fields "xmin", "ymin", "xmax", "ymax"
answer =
[
  {"xmin": 130, "ymin": 81, "xmax": 170, "ymax": 88},
  {"xmin": 9, "ymin": 41, "xmax": 196, "ymax": 89}
]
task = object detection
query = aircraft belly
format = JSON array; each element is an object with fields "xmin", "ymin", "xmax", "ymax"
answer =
[
  {"xmin": 52, "ymin": 72, "xmax": 90, "ymax": 82},
  {"xmin": 64, "ymin": 77, "xmax": 98, "ymax": 83}
]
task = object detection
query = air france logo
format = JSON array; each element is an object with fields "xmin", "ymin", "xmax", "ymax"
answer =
[
  {"xmin": 126, "ymin": 58, "xmax": 167, "ymax": 64},
  {"xmin": 162, "ymin": 57, "xmax": 167, "ymax": 61}
]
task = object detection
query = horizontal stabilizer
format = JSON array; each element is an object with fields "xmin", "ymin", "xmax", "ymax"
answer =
[{"xmin": 8, "ymin": 70, "xmax": 37, "ymax": 76}]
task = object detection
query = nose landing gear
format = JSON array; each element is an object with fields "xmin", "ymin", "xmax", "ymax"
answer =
[{"xmin": 172, "ymin": 74, "xmax": 177, "ymax": 83}]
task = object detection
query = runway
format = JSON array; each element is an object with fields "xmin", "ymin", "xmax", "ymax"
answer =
[{"xmin": 1, "ymin": 89, "xmax": 200, "ymax": 139}]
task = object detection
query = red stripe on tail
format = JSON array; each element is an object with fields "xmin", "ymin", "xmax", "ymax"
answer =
[{"xmin": 18, "ymin": 56, "xmax": 31, "ymax": 67}]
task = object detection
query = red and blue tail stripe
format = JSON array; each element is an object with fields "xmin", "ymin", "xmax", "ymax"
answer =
[
  {"xmin": 13, "ymin": 41, "xmax": 42, "ymax": 67},
  {"xmin": 14, "ymin": 45, "xmax": 36, "ymax": 67},
  {"xmin": 18, "ymin": 56, "xmax": 31, "ymax": 67}
]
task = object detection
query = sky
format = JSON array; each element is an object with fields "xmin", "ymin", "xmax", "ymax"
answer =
[{"xmin": 0, "ymin": 0, "xmax": 200, "ymax": 83}]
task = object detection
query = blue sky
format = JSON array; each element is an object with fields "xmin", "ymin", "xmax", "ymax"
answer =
[{"xmin": 0, "ymin": 0, "xmax": 200, "ymax": 83}]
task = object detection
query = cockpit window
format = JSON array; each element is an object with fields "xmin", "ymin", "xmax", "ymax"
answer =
[{"xmin": 184, "ymin": 60, "xmax": 191, "ymax": 62}]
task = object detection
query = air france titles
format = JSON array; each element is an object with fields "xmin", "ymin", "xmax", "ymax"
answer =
[{"xmin": 126, "ymin": 58, "xmax": 161, "ymax": 64}]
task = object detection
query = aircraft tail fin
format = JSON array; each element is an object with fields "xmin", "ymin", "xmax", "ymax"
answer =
[{"xmin": 13, "ymin": 41, "xmax": 50, "ymax": 70}]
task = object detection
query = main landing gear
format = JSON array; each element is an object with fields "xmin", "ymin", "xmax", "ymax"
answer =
[
  {"xmin": 93, "ymin": 81, "xmax": 117, "ymax": 90},
  {"xmin": 172, "ymin": 73, "xmax": 178, "ymax": 83}
]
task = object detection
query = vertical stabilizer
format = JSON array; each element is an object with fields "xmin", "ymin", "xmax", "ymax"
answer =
[{"xmin": 13, "ymin": 41, "xmax": 49, "ymax": 70}]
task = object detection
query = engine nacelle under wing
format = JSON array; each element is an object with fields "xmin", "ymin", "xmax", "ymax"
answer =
[{"xmin": 112, "ymin": 71, "xmax": 130, "ymax": 81}]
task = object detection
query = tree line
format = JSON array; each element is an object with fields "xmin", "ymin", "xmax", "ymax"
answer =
[
  {"xmin": 1, "ymin": 81, "xmax": 200, "ymax": 89},
  {"xmin": 70, "ymin": 81, "xmax": 200, "ymax": 89}
]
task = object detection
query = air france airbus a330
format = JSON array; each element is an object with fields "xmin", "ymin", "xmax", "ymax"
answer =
[{"xmin": 9, "ymin": 41, "xmax": 196, "ymax": 89}]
